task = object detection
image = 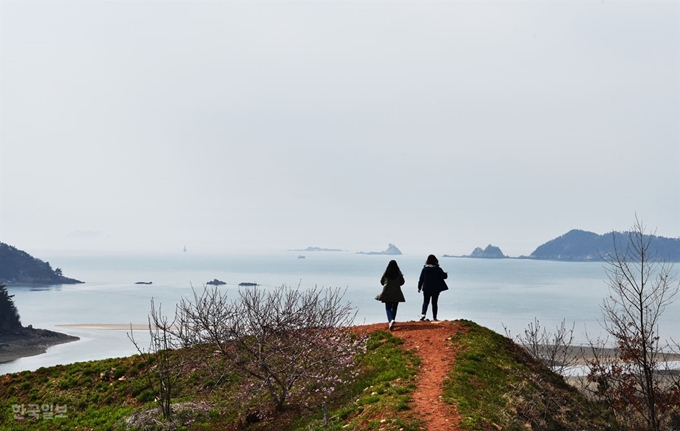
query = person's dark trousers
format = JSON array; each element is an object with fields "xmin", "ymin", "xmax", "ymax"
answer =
[
  {"xmin": 385, "ymin": 302, "xmax": 398, "ymax": 322},
  {"xmin": 421, "ymin": 292, "xmax": 440, "ymax": 319}
]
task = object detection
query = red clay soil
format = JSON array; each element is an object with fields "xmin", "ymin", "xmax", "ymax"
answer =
[{"xmin": 354, "ymin": 320, "xmax": 464, "ymax": 430}]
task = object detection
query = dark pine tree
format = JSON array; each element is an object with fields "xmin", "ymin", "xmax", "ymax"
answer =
[{"xmin": 0, "ymin": 284, "xmax": 22, "ymax": 332}]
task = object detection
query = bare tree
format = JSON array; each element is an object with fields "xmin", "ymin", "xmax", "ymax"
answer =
[
  {"xmin": 173, "ymin": 284, "xmax": 364, "ymax": 417},
  {"xmin": 506, "ymin": 318, "xmax": 578, "ymax": 375},
  {"xmin": 128, "ymin": 299, "xmax": 184, "ymax": 419},
  {"xmin": 587, "ymin": 217, "xmax": 680, "ymax": 431}
]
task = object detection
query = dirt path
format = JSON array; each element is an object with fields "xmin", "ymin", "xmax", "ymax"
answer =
[{"xmin": 356, "ymin": 320, "xmax": 464, "ymax": 430}]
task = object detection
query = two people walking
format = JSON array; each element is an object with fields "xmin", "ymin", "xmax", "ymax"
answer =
[{"xmin": 376, "ymin": 254, "xmax": 449, "ymax": 330}]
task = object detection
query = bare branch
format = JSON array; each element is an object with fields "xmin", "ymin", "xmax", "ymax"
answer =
[{"xmin": 588, "ymin": 217, "xmax": 680, "ymax": 431}]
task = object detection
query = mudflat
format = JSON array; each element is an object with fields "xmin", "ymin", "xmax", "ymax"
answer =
[{"xmin": 0, "ymin": 327, "xmax": 79, "ymax": 364}]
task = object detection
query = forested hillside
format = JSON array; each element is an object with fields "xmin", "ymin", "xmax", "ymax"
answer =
[
  {"xmin": 0, "ymin": 285, "xmax": 22, "ymax": 332},
  {"xmin": 0, "ymin": 242, "xmax": 82, "ymax": 285},
  {"xmin": 528, "ymin": 229, "xmax": 680, "ymax": 261}
]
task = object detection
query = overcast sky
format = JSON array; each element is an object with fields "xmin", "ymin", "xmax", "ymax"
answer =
[{"xmin": 1, "ymin": 0, "xmax": 678, "ymax": 257}]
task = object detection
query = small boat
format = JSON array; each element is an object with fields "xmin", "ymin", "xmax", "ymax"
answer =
[
  {"xmin": 135, "ymin": 281, "xmax": 152, "ymax": 285},
  {"xmin": 238, "ymin": 282, "xmax": 258, "ymax": 287},
  {"xmin": 297, "ymin": 255, "xmax": 306, "ymax": 259}
]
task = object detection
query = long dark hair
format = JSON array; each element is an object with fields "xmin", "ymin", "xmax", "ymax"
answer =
[
  {"xmin": 382, "ymin": 260, "xmax": 403, "ymax": 279},
  {"xmin": 425, "ymin": 254, "xmax": 439, "ymax": 265}
]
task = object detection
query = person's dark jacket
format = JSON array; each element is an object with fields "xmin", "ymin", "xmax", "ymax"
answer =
[
  {"xmin": 377, "ymin": 275, "xmax": 406, "ymax": 303},
  {"xmin": 418, "ymin": 265, "xmax": 448, "ymax": 293}
]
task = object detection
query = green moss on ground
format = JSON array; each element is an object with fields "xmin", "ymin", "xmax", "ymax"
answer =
[
  {"xmin": 443, "ymin": 320, "xmax": 618, "ymax": 431},
  {"xmin": 0, "ymin": 321, "xmax": 620, "ymax": 430}
]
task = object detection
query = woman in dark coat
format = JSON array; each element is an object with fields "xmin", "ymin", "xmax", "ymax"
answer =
[
  {"xmin": 376, "ymin": 260, "xmax": 406, "ymax": 331},
  {"xmin": 417, "ymin": 254, "xmax": 448, "ymax": 321}
]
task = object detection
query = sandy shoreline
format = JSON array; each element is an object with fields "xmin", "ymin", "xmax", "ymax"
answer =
[
  {"xmin": 58, "ymin": 323, "xmax": 151, "ymax": 330},
  {"xmin": 551, "ymin": 345, "xmax": 680, "ymax": 367}
]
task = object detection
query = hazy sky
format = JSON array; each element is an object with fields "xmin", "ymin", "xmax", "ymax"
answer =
[{"xmin": 1, "ymin": 0, "xmax": 678, "ymax": 256}]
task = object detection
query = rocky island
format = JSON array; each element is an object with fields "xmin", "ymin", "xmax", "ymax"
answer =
[
  {"xmin": 444, "ymin": 244, "xmax": 506, "ymax": 259},
  {"xmin": 357, "ymin": 243, "xmax": 402, "ymax": 255},
  {"xmin": 470, "ymin": 244, "xmax": 505, "ymax": 258}
]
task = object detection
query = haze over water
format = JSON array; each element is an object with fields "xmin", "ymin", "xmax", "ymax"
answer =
[
  {"xmin": 2, "ymin": 251, "xmax": 679, "ymax": 375},
  {"xmin": 1, "ymin": 1, "xmax": 678, "ymax": 259}
]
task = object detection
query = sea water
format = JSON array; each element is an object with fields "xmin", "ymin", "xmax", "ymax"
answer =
[{"xmin": 2, "ymin": 251, "xmax": 680, "ymax": 375}]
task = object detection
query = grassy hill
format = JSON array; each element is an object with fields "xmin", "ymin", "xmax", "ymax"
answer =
[
  {"xmin": 445, "ymin": 321, "xmax": 616, "ymax": 430},
  {"xmin": 0, "ymin": 321, "xmax": 618, "ymax": 430}
]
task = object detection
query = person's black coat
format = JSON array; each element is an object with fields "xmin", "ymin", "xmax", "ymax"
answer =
[
  {"xmin": 377, "ymin": 275, "xmax": 406, "ymax": 303},
  {"xmin": 418, "ymin": 265, "xmax": 448, "ymax": 294}
]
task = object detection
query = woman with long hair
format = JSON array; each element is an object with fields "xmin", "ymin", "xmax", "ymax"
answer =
[
  {"xmin": 417, "ymin": 254, "xmax": 448, "ymax": 321},
  {"xmin": 376, "ymin": 260, "xmax": 406, "ymax": 330}
]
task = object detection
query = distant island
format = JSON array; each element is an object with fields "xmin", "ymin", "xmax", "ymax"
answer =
[
  {"xmin": 206, "ymin": 279, "xmax": 226, "ymax": 286},
  {"xmin": 290, "ymin": 246, "xmax": 344, "ymax": 252},
  {"xmin": 0, "ymin": 242, "xmax": 83, "ymax": 285},
  {"xmin": 442, "ymin": 229, "xmax": 680, "ymax": 262},
  {"xmin": 357, "ymin": 243, "xmax": 402, "ymax": 256},
  {"xmin": 525, "ymin": 229, "xmax": 680, "ymax": 262},
  {"xmin": 445, "ymin": 244, "xmax": 506, "ymax": 259}
]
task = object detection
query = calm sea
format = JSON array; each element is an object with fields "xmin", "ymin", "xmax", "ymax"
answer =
[{"xmin": 2, "ymin": 251, "xmax": 680, "ymax": 375}]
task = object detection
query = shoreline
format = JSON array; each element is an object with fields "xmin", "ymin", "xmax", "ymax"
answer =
[
  {"xmin": 548, "ymin": 345, "xmax": 680, "ymax": 367},
  {"xmin": 0, "ymin": 327, "xmax": 80, "ymax": 364},
  {"xmin": 58, "ymin": 323, "xmax": 151, "ymax": 330}
]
